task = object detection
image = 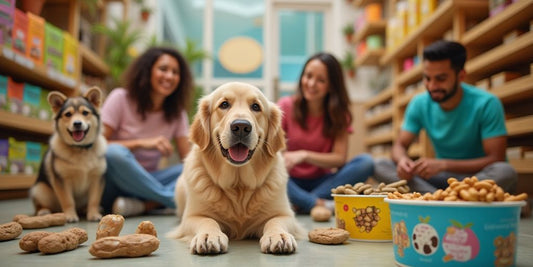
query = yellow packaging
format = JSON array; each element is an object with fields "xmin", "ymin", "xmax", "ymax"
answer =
[
  {"xmin": 26, "ymin": 12, "xmax": 45, "ymax": 65},
  {"xmin": 407, "ymin": 0, "xmax": 420, "ymax": 34},
  {"xmin": 62, "ymin": 32, "xmax": 79, "ymax": 79},
  {"xmin": 396, "ymin": 1, "xmax": 409, "ymax": 41},
  {"xmin": 333, "ymin": 194, "xmax": 392, "ymax": 242},
  {"xmin": 420, "ymin": 0, "xmax": 437, "ymax": 23}
]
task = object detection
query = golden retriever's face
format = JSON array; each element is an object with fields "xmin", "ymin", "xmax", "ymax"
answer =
[{"xmin": 190, "ymin": 82, "xmax": 284, "ymax": 166}]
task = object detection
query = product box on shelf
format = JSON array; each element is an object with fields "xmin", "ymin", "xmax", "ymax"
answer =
[
  {"xmin": 26, "ymin": 12, "xmax": 45, "ymax": 65},
  {"xmin": 365, "ymin": 3, "xmax": 382, "ymax": 22},
  {"xmin": 12, "ymin": 8, "xmax": 28, "ymax": 56},
  {"xmin": 7, "ymin": 137, "xmax": 25, "ymax": 174},
  {"xmin": 38, "ymin": 88, "xmax": 51, "ymax": 121},
  {"xmin": 22, "ymin": 83, "xmax": 41, "ymax": 118},
  {"xmin": 63, "ymin": 32, "xmax": 79, "ymax": 79},
  {"xmin": 407, "ymin": 0, "xmax": 420, "ymax": 34},
  {"xmin": 44, "ymin": 22, "xmax": 64, "ymax": 71},
  {"xmin": 24, "ymin": 141, "xmax": 41, "ymax": 175},
  {"xmin": 419, "ymin": 0, "xmax": 437, "ymax": 23},
  {"xmin": 7, "ymin": 77, "xmax": 24, "ymax": 114},
  {"xmin": 0, "ymin": 139, "xmax": 7, "ymax": 173},
  {"xmin": 0, "ymin": 0, "xmax": 15, "ymax": 47},
  {"xmin": 0, "ymin": 74, "xmax": 7, "ymax": 109}
]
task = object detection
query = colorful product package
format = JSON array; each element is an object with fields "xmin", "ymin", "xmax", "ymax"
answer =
[
  {"xmin": 12, "ymin": 8, "xmax": 28, "ymax": 56},
  {"xmin": 0, "ymin": 74, "xmax": 7, "ymax": 110},
  {"xmin": 63, "ymin": 32, "xmax": 79, "ymax": 79},
  {"xmin": 44, "ymin": 22, "xmax": 64, "ymax": 71},
  {"xmin": 39, "ymin": 88, "xmax": 51, "ymax": 121},
  {"xmin": 7, "ymin": 77, "xmax": 24, "ymax": 114},
  {"xmin": 26, "ymin": 12, "xmax": 45, "ymax": 65},
  {"xmin": 8, "ymin": 137, "xmax": 26, "ymax": 174},
  {"xmin": 22, "ymin": 83, "xmax": 41, "ymax": 118},
  {"xmin": 0, "ymin": 0, "xmax": 15, "ymax": 47},
  {"xmin": 25, "ymin": 141, "xmax": 41, "ymax": 175},
  {"xmin": 0, "ymin": 139, "xmax": 7, "ymax": 173}
]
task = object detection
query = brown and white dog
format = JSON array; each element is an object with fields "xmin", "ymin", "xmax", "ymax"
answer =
[
  {"xmin": 167, "ymin": 82, "xmax": 305, "ymax": 254},
  {"xmin": 30, "ymin": 87, "xmax": 107, "ymax": 222}
]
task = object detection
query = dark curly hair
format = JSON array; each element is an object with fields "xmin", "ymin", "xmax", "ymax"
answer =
[
  {"xmin": 293, "ymin": 52, "xmax": 352, "ymax": 138},
  {"xmin": 122, "ymin": 46, "xmax": 194, "ymax": 122}
]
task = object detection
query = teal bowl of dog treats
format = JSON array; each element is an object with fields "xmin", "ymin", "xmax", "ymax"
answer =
[{"xmin": 385, "ymin": 198, "xmax": 525, "ymax": 267}]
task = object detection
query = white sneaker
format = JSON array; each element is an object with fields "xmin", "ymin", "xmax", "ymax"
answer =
[{"xmin": 112, "ymin": 197, "xmax": 145, "ymax": 217}]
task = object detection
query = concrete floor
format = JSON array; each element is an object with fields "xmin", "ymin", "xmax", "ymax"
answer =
[{"xmin": 0, "ymin": 198, "xmax": 532, "ymax": 267}]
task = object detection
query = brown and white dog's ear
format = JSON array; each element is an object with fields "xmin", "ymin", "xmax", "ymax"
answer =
[
  {"xmin": 47, "ymin": 91, "xmax": 67, "ymax": 114},
  {"xmin": 190, "ymin": 95, "xmax": 211, "ymax": 151},
  {"xmin": 84, "ymin": 87, "xmax": 103, "ymax": 108},
  {"xmin": 265, "ymin": 102, "xmax": 286, "ymax": 157}
]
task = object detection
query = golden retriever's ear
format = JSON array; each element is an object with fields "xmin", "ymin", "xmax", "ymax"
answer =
[
  {"xmin": 190, "ymin": 95, "xmax": 211, "ymax": 150},
  {"xmin": 265, "ymin": 102, "xmax": 286, "ymax": 156},
  {"xmin": 84, "ymin": 87, "xmax": 103, "ymax": 108},
  {"xmin": 47, "ymin": 91, "xmax": 67, "ymax": 114}
]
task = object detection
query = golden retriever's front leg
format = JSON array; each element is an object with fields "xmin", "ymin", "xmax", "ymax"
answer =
[
  {"xmin": 260, "ymin": 216, "xmax": 298, "ymax": 254},
  {"xmin": 52, "ymin": 181, "xmax": 78, "ymax": 223},
  {"xmin": 185, "ymin": 216, "xmax": 229, "ymax": 254}
]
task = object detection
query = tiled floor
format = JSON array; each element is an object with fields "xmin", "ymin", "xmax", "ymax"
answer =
[{"xmin": 0, "ymin": 198, "xmax": 532, "ymax": 266}]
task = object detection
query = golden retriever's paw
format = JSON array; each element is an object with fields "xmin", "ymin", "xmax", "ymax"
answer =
[
  {"xmin": 189, "ymin": 232, "xmax": 229, "ymax": 254},
  {"xmin": 260, "ymin": 232, "xmax": 297, "ymax": 254},
  {"xmin": 65, "ymin": 213, "xmax": 79, "ymax": 223},
  {"xmin": 86, "ymin": 212, "xmax": 102, "ymax": 222}
]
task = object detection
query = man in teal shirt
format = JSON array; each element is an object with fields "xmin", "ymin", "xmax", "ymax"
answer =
[{"xmin": 374, "ymin": 40, "xmax": 516, "ymax": 193}]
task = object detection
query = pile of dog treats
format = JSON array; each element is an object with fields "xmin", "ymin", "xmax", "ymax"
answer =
[
  {"xmin": 331, "ymin": 180, "xmax": 410, "ymax": 195},
  {"xmin": 387, "ymin": 176, "xmax": 528, "ymax": 202}
]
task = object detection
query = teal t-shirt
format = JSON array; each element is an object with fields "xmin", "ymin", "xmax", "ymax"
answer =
[{"xmin": 402, "ymin": 83, "xmax": 507, "ymax": 159}]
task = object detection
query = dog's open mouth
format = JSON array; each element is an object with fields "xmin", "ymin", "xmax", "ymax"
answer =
[
  {"xmin": 218, "ymin": 136, "xmax": 255, "ymax": 165},
  {"xmin": 68, "ymin": 128, "xmax": 89, "ymax": 142}
]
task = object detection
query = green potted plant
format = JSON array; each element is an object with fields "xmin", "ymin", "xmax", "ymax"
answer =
[
  {"xmin": 341, "ymin": 51, "xmax": 356, "ymax": 78},
  {"xmin": 343, "ymin": 23, "xmax": 355, "ymax": 43},
  {"xmin": 140, "ymin": 6, "xmax": 152, "ymax": 22}
]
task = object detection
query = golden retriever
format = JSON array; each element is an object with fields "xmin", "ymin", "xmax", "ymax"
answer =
[{"xmin": 167, "ymin": 82, "xmax": 305, "ymax": 254}]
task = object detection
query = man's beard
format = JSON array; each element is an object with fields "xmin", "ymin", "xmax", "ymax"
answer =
[{"xmin": 428, "ymin": 79, "xmax": 459, "ymax": 103}]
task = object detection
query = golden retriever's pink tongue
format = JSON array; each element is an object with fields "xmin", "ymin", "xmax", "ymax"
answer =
[
  {"xmin": 229, "ymin": 144, "xmax": 249, "ymax": 162},
  {"xmin": 72, "ymin": 130, "xmax": 85, "ymax": 142}
]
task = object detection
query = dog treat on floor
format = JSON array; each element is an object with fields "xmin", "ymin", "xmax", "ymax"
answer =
[
  {"xmin": 0, "ymin": 222, "xmax": 23, "ymax": 241},
  {"xmin": 308, "ymin": 227, "xmax": 350, "ymax": 245},
  {"xmin": 19, "ymin": 227, "xmax": 87, "ymax": 254},
  {"xmin": 13, "ymin": 213, "xmax": 66, "ymax": 229},
  {"xmin": 96, "ymin": 214, "xmax": 125, "ymax": 239},
  {"xmin": 310, "ymin": 206, "xmax": 332, "ymax": 222},
  {"xmin": 89, "ymin": 234, "xmax": 160, "ymax": 258},
  {"xmin": 135, "ymin": 221, "xmax": 157, "ymax": 237}
]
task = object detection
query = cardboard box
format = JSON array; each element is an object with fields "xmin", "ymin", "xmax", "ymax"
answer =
[
  {"xmin": 25, "ymin": 141, "xmax": 41, "ymax": 175},
  {"xmin": 475, "ymin": 78, "xmax": 491, "ymax": 91},
  {"xmin": 0, "ymin": 0, "xmax": 15, "ymax": 47},
  {"xmin": 490, "ymin": 71, "xmax": 521, "ymax": 88},
  {"xmin": 12, "ymin": 8, "xmax": 28, "ymax": 56},
  {"xmin": 8, "ymin": 137, "xmax": 25, "ymax": 174},
  {"xmin": 7, "ymin": 77, "xmax": 24, "ymax": 114},
  {"xmin": 39, "ymin": 88, "xmax": 51, "ymax": 121},
  {"xmin": 22, "ymin": 83, "xmax": 41, "ymax": 118},
  {"xmin": 0, "ymin": 74, "xmax": 7, "ymax": 110},
  {"xmin": 44, "ymin": 22, "xmax": 64, "ymax": 71},
  {"xmin": 63, "ymin": 32, "xmax": 79, "ymax": 79},
  {"xmin": 27, "ymin": 12, "xmax": 45, "ymax": 65},
  {"xmin": 0, "ymin": 139, "xmax": 7, "ymax": 173}
]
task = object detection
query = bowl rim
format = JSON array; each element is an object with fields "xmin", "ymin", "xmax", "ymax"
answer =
[
  {"xmin": 384, "ymin": 198, "xmax": 526, "ymax": 207},
  {"xmin": 331, "ymin": 194, "xmax": 387, "ymax": 198}
]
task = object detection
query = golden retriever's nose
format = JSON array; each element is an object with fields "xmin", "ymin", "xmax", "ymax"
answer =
[{"xmin": 231, "ymin": 119, "xmax": 252, "ymax": 138}]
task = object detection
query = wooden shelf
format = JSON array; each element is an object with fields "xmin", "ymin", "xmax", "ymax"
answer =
[
  {"xmin": 352, "ymin": 0, "xmax": 381, "ymax": 8},
  {"xmin": 365, "ymin": 108, "xmax": 393, "ymax": 127},
  {"xmin": 365, "ymin": 132, "xmax": 393, "ymax": 146},
  {"xmin": 355, "ymin": 49, "xmax": 385, "ymax": 66},
  {"xmin": 80, "ymin": 44, "xmax": 110, "ymax": 77},
  {"xmin": 0, "ymin": 48, "xmax": 76, "ymax": 95},
  {"xmin": 364, "ymin": 86, "xmax": 393, "ymax": 109},
  {"xmin": 0, "ymin": 174, "xmax": 36, "ymax": 190},
  {"xmin": 509, "ymin": 158, "xmax": 533, "ymax": 174},
  {"xmin": 0, "ymin": 111, "xmax": 53, "ymax": 135},
  {"xmin": 397, "ymin": 64, "xmax": 423, "ymax": 87},
  {"xmin": 354, "ymin": 20, "xmax": 387, "ymax": 43},
  {"xmin": 506, "ymin": 115, "xmax": 533, "ymax": 137},
  {"xmin": 492, "ymin": 74, "xmax": 533, "ymax": 104},
  {"xmin": 465, "ymin": 31, "xmax": 533, "ymax": 82},
  {"xmin": 462, "ymin": 0, "xmax": 533, "ymax": 47},
  {"xmin": 381, "ymin": 0, "xmax": 487, "ymax": 65}
]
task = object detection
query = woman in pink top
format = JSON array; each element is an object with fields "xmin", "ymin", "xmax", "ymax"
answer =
[
  {"xmin": 278, "ymin": 52, "xmax": 374, "ymax": 216},
  {"xmin": 100, "ymin": 47, "xmax": 194, "ymax": 216}
]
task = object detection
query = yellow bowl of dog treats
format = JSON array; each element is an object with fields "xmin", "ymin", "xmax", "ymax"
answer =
[
  {"xmin": 385, "ymin": 177, "xmax": 527, "ymax": 267},
  {"xmin": 330, "ymin": 180, "xmax": 410, "ymax": 242}
]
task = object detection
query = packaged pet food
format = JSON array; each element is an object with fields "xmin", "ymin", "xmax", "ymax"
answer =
[
  {"xmin": 12, "ymin": 8, "xmax": 28, "ymax": 56},
  {"xmin": 0, "ymin": 139, "xmax": 7, "ymax": 173},
  {"xmin": 63, "ymin": 32, "xmax": 79, "ymax": 79},
  {"xmin": 25, "ymin": 141, "xmax": 41, "ymax": 175},
  {"xmin": 26, "ymin": 12, "xmax": 45, "ymax": 65},
  {"xmin": 0, "ymin": 0, "xmax": 15, "ymax": 47},
  {"xmin": 22, "ymin": 84, "xmax": 41, "ymax": 118},
  {"xmin": 8, "ymin": 137, "xmax": 25, "ymax": 174},
  {"xmin": 0, "ymin": 74, "xmax": 7, "ymax": 110},
  {"xmin": 44, "ymin": 22, "xmax": 64, "ymax": 71},
  {"xmin": 7, "ymin": 77, "xmax": 24, "ymax": 114},
  {"xmin": 38, "ymin": 88, "xmax": 51, "ymax": 121}
]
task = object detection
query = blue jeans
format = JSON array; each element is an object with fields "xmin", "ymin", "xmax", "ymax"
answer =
[
  {"xmin": 101, "ymin": 144, "xmax": 182, "ymax": 213},
  {"xmin": 287, "ymin": 153, "xmax": 374, "ymax": 213}
]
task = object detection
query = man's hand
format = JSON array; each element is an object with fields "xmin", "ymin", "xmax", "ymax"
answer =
[
  {"xmin": 412, "ymin": 158, "xmax": 446, "ymax": 179},
  {"xmin": 397, "ymin": 157, "xmax": 416, "ymax": 180}
]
